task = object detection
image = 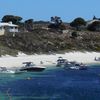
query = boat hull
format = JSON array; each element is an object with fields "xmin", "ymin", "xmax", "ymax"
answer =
[{"xmin": 20, "ymin": 67, "xmax": 45, "ymax": 72}]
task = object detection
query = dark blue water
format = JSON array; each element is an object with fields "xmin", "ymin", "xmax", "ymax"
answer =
[{"xmin": 0, "ymin": 64, "xmax": 100, "ymax": 100}]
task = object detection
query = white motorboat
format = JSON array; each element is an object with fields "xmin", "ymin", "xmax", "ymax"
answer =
[
  {"xmin": 56, "ymin": 57, "xmax": 68, "ymax": 67},
  {"xmin": 0, "ymin": 67, "xmax": 23, "ymax": 74},
  {"xmin": 94, "ymin": 57, "xmax": 100, "ymax": 61}
]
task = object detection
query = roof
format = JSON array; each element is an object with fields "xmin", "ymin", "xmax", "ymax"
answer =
[{"xmin": 0, "ymin": 22, "xmax": 18, "ymax": 27}]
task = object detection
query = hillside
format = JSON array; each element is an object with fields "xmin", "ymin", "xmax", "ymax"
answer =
[{"xmin": 0, "ymin": 28, "xmax": 100, "ymax": 56}]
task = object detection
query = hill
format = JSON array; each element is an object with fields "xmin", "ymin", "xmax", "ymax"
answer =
[{"xmin": 0, "ymin": 28, "xmax": 100, "ymax": 56}]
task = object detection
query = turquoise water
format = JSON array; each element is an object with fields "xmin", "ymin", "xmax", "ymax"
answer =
[{"xmin": 0, "ymin": 64, "xmax": 100, "ymax": 100}]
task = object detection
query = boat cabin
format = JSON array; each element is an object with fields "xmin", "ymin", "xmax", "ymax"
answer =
[{"xmin": 22, "ymin": 62, "xmax": 35, "ymax": 67}]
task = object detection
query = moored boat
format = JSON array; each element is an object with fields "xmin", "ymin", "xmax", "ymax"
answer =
[
  {"xmin": 56, "ymin": 57, "xmax": 68, "ymax": 67},
  {"xmin": 56, "ymin": 57, "xmax": 87, "ymax": 70},
  {"xmin": 0, "ymin": 67, "xmax": 23, "ymax": 74},
  {"xmin": 20, "ymin": 62, "xmax": 46, "ymax": 72},
  {"xmin": 94, "ymin": 57, "xmax": 100, "ymax": 61}
]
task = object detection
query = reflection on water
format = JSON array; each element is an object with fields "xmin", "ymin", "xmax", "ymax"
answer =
[{"xmin": 0, "ymin": 64, "xmax": 100, "ymax": 100}]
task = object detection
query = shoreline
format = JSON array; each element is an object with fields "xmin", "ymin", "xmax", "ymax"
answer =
[{"xmin": 0, "ymin": 51, "xmax": 99, "ymax": 68}]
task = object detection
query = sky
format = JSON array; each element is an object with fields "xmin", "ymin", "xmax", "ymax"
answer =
[{"xmin": 0, "ymin": 0, "xmax": 100, "ymax": 22}]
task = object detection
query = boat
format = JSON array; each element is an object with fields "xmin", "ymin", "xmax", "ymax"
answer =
[
  {"xmin": 94, "ymin": 57, "xmax": 100, "ymax": 61},
  {"xmin": 68, "ymin": 62, "xmax": 87, "ymax": 70},
  {"xmin": 79, "ymin": 63, "xmax": 88, "ymax": 70},
  {"xmin": 20, "ymin": 62, "xmax": 46, "ymax": 72},
  {"xmin": 56, "ymin": 57, "xmax": 68, "ymax": 67},
  {"xmin": 0, "ymin": 67, "xmax": 22, "ymax": 74},
  {"xmin": 56, "ymin": 57, "xmax": 87, "ymax": 70},
  {"xmin": 68, "ymin": 62, "xmax": 80, "ymax": 69}
]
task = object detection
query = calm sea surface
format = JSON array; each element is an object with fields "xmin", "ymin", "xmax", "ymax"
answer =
[{"xmin": 0, "ymin": 64, "xmax": 100, "ymax": 100}]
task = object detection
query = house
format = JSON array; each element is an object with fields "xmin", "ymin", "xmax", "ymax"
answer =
[
  {"xmin": 0, "ymin": 22, "xmax": 18, "ymax": 36},
  {"xmin": 87, "ymin": 19, "xmax": 100, "ymax": 26},
  {"xmin": 87, "ymin": 19, "xmax": 100, "ymax": 31}
]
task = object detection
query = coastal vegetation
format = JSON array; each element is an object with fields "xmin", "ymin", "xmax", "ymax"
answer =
[{"xmin": 0, "ymin": 15, "xmax": 100, "ymax": 55}]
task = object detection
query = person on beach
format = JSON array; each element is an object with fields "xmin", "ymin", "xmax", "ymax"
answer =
[{"xmin": 40, "ymin": 61, "xmax": 43, "ymax": 64}]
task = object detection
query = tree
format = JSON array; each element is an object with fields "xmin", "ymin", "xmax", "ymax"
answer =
[
  {"xmin": 59, "ymin": 23, "xmax": 66, "ymax": 30},
  {"xmin": 50, "ymin": 16, "xmax": 62, "ymax": 25},
  {"xmin": 93, "ymin": 16, "xmax": 97, "ymax": 20},
  {"xmin": 71, "ymin": 31, "xmax": 78, "ymax": 39},
  {"xmin": 70, "ymin": 17, "xmax": 86, "ymax": 30},
  {"xmin": 48, "ymin": 16, "xmax": 66, "ymax": 30},
  {"xmin": 14, "ymin": 16, "xmax": 23, "ymax": 23},
  {"xmin": 25, "ymin": 19, "xmax": 34, "ymax": 31},
  {"xmin": 2, "ymin": 15, "xmax": 22, "ymax": 24}
]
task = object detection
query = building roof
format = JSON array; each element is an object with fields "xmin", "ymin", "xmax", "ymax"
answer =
[
  {"xmin": 0, "ymin": 22, "xmax": 18, "ymax": 27},
  {"xmin": 87, "ymin": 19, "xmax": 100, "ymax": 25}
]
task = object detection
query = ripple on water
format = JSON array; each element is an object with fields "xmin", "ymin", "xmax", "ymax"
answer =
[{"xmin": 0, "ymin": 64, "xmax": 100, "ymax": 100}]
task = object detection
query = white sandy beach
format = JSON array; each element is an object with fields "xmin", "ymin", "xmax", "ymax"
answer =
[{"xmin": 0, "ymin": 52, "xmax": 100, "ymax": 68}]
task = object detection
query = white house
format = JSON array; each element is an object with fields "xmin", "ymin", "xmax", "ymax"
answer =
[
  {"xmin": 0, "ymin": 22, "xmax": 18, "ymax": 36},
  {"xmin": 87, "ymin": 19, "xmax": 100, "ymax": 26}
]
